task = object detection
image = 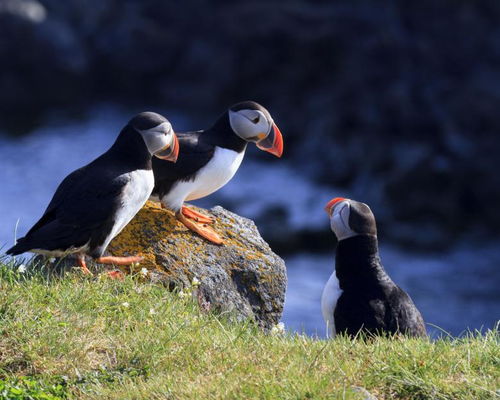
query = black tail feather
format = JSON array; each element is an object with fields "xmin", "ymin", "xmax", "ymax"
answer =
[{"xmin": 6, "ymin": 240, "xmax": 26, "ymax": 256}]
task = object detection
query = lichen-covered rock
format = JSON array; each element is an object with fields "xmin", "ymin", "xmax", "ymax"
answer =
[{"xmin": 107, "ymin": 201, "xmax": 287, "ymax": 329}]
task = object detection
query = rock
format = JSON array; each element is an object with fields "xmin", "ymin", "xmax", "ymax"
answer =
[{"xmin": 107, "ymin": 201, "xmax": 287, "ymax": 330}]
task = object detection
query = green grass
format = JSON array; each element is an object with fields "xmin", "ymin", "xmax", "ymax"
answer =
[{"xmin": 0, "ymin": 257, "xmax": 498, "ymax": 400}]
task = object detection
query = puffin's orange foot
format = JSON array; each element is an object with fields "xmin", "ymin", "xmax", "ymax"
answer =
[
  {"xmin": 107, "ymin": 270, "xmax": 125, "ymax": 280},
  {"xmin": 176, "ymin": 211, "xmax": 223, "ymax": 245},
  {"xmin": 181, "ymin": 205, "xmax": 214, "ymax": 224},
  {"xmin": 96, "ymin": 256, "xmax": 144, "ymax": 266},
  {"xmin": 77, "ymin": 255, "xmax": 92, "ymax": 275}
]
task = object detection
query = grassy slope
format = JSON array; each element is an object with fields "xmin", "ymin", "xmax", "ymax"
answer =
[{"xmin": 0, "ymin": 259, "xmax": 498, "ymax": 400}]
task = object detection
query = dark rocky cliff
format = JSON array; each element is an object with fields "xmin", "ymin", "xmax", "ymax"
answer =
[{"xmin": 1, "ymin": 0, "xmax": 499, "ymax": 249}]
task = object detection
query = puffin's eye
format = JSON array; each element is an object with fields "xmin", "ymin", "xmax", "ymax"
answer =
[{"xmin": 251, "ymin": 116, "xmax": 260, "ymax": 124}]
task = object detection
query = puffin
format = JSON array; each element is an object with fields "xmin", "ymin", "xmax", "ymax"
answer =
[
  {"xmin": 321, "ymin": 197, "xmax": 426, "ymax": 338},
  {"xmin": 151, "ymin": 101, "xmax": 283, "ymax": 244},
  {"xmin": 6, "ymin": 112, "xmax": 179, "ymax": 274}
]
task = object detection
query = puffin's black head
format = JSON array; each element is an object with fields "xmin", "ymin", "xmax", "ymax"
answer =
[
  {"xmin": 128, "ymin": 112, "xmax": 179, "ymax": 162},
  {"xmin": 227, "ymin": 101, "xmax": 283, "ymax": 157},
  {"xmin": 324, "ymin": 197, "xmax": 377, "ymax": 241}
]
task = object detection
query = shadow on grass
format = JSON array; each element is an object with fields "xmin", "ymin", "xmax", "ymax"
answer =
[{"xmin": 0, "ymin": 253, "xmax": 147, "ymax": 284}]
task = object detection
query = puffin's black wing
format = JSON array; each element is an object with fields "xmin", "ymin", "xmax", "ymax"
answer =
[
  {"xmin": 335, "ymin": 286, "xmax": 426, "ymax": 337},
  {"xmin": 152, "ymin": 131, "xmax": 215, "ymax": 197},
  {"xmin": 388, "ymin": 286, "xmax": 427, "ymax": 337},
  {"xmin": 7, "ymin": 161, "xmax": 128, "ymax": 256},
  {"xmin": 334, "ymin": 291, "xmax": 389, "ymax": 336}
]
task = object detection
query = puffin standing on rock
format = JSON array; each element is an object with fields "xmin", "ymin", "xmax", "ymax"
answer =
[
  {"xmin": 321, "ymin": 197, "xmax": 426, "ymax": 338},
  {"xmin": 7, "ymin": 112, "xmax": 179, "ymax": 274},
  {"xmin": 151, "ymin": 101, "xmax": 283, "ymax": 245}
]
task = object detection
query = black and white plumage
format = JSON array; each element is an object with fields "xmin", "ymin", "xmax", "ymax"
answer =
[
  {"xmin": 151, "ymin": 101, "xmax": 283, "ymax": 244},
  {"xmin": 321, "ymin": 197, "xmax": 426, "ymax": 338},
  {"xmin": 7, "ymin": 112, "xmax": 179, "ymax": 273}
]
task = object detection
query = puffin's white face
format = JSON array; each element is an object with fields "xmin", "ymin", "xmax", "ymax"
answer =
[
  {"xmin": 228, "ymin": 109, "xmax": 272, "ymax": 142},
  {"xmin": 228, "ymin": 107, "xmax": 283, "ymax": 157},
  {"xmin": 138, "ymin": 121, "xmax": 179, "ymax": 162},
  {"xmin": 325, "ymin": 198, "xmax": 358, "ymax": 241}
]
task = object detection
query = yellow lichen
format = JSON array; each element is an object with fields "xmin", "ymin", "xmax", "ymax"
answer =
[
  {"xmin": 108, "ymin": 201, "xmax": 178, "ymax": 270},
  {"xmin": 107, "ymin": 201, "xmax": 277, "ymax": 279}
]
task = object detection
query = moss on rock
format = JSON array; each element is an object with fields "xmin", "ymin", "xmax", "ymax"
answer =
[{"xmin": 108, "ymin": 201, "xmax": 287, "ymax": 329}]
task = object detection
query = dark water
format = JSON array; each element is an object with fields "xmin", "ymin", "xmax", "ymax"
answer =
[{"xmin": 1, "ymin": 109, "xmax": 498, "ymax": 337}]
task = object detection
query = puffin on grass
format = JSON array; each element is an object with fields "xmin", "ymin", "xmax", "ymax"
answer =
[
  {"xmin": 151, "ymin": 101, "xmax": 283, "ymax": 245},
  {"xmin": 7, "ymin": 112, "xmax": 179, "ymax": 274},
  {"xmin": 321, "ymin": 197, "xmax": 426, "ymax": 338}
]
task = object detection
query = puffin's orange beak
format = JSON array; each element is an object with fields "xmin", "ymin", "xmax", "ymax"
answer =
[
  {"xmin": 324, "ymin": 197, "xmax": 346, "ymax": 217},
  {"xmin": 155, "ymin": 133, "xmax": 179, "ymax": 162},
  {"xmin": 170, "ymin": 134, "xmax": 180, "ymax": 162},
  {"xmin": 256, "ymin": 123, "xmax": 283, "ymax": 158}
]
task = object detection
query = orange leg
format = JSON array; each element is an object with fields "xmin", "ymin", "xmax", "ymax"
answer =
[
  {"xmin": 96, "ymin": 256, "xmax": 144, "ymax": 265},
  {"xmin": 107, "ymin": 270, "xmax": 125, "ymax": 280},
  {"xmin": 181, "ymin": 205, "xmax": 214, "ymax": 224},
  {"xmin": 77, "ymin": 254, "xmax": 92, "ymax": 275},
  {"xmin": 175, "ymin": 211, "xmax": 223, "ymax": 245}
]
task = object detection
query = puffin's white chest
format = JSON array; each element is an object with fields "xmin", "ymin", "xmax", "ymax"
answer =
[
  {"xmin": 103, "ymin": 169, "xmax": 154, "ymax": 249},
  {"xmin": 162, "ymin": 147, "xmax": 245, "ymax": 209},
  {"xmin": 321, "ymin": 270, "xmax": 343, "ymax": 338}
]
